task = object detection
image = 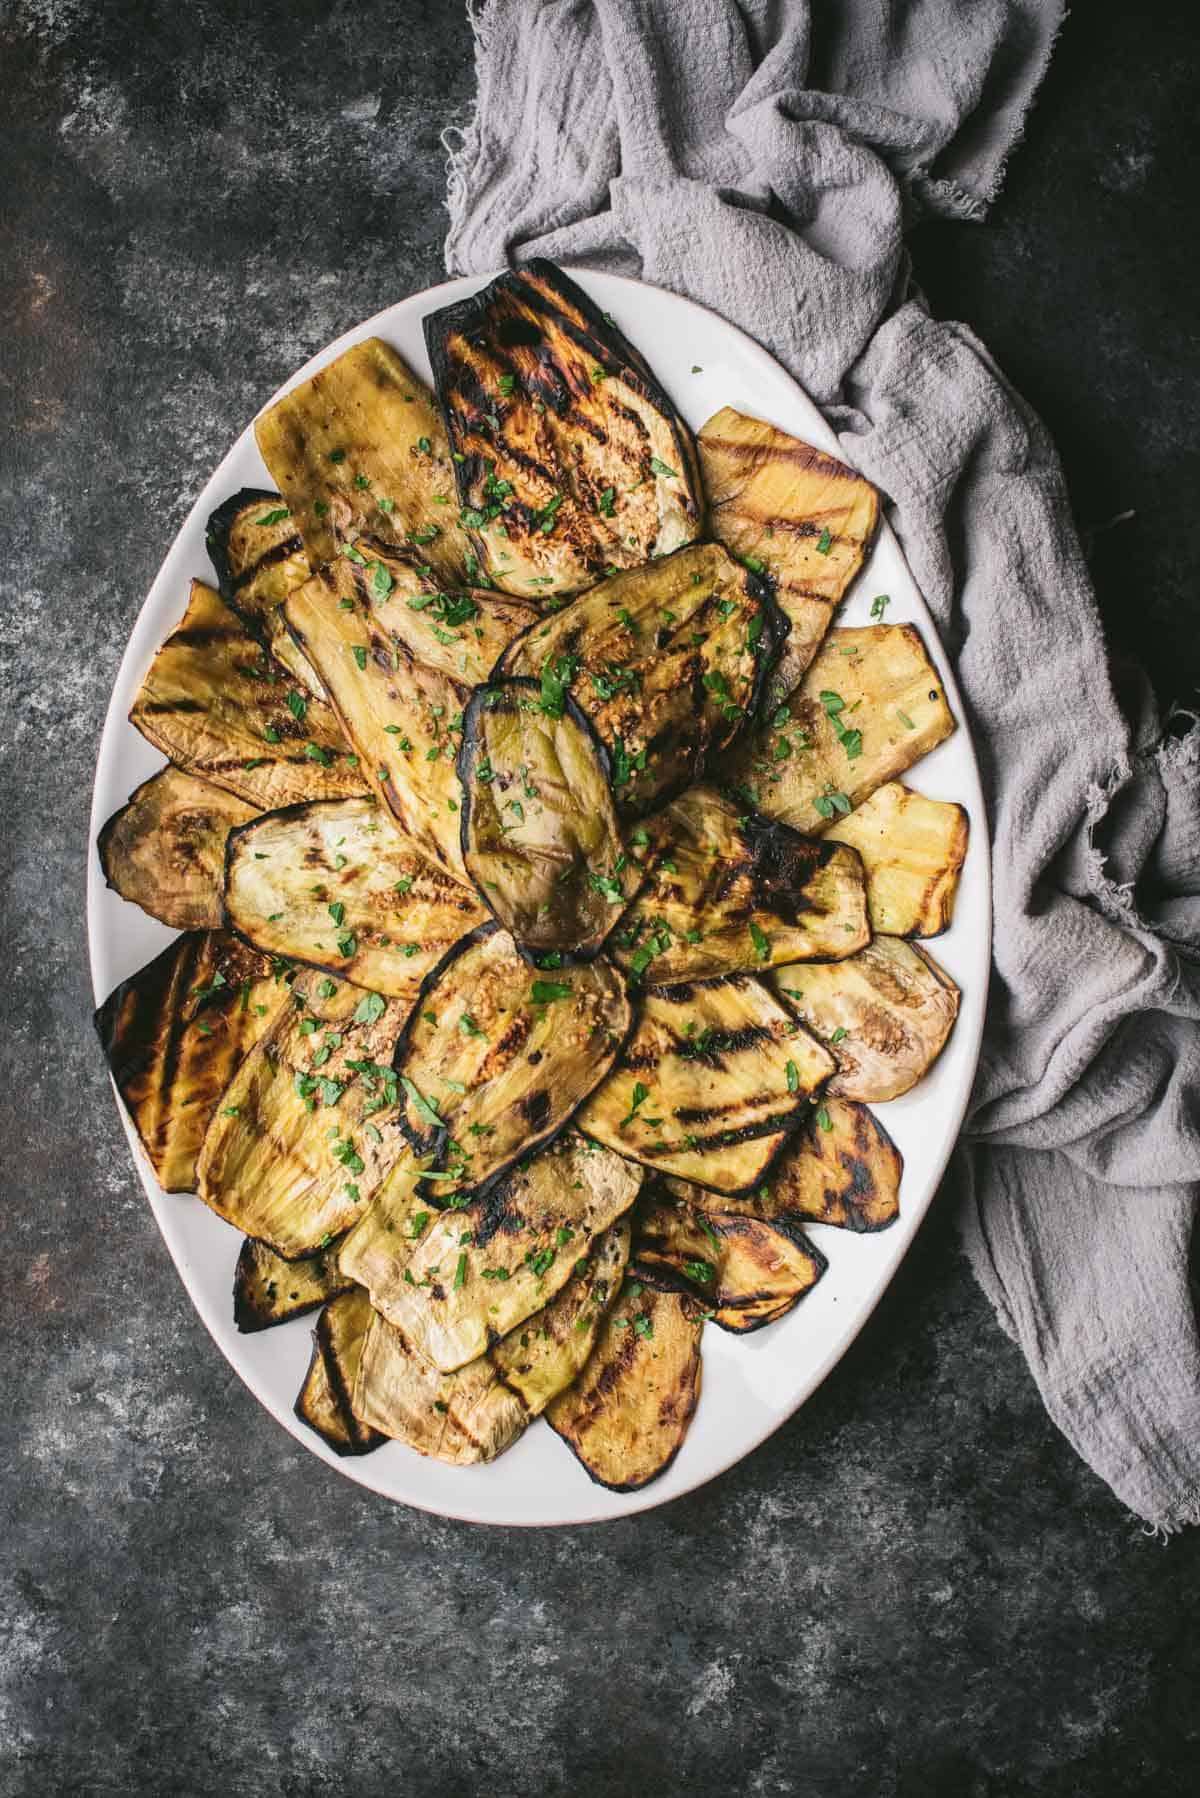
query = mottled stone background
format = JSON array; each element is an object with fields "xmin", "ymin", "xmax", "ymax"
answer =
[{"xmin": 3, "ymin": 3, "xmax": 1198, "ymax": 1793}]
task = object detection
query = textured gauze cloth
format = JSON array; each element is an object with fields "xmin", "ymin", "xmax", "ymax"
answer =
[{"xmin": 442, "ymin": 0, "xmax": 1200, "ymax": 1530}]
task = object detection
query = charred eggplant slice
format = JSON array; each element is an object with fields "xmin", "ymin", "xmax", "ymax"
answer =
[
  {"xmin": 391, "ymin": 927, "xmax": 632, "ymax": 1203},
  {"xmin": 498, "ymin": 542, "xmax": 784, "ymax": 815},
  {"xmin": 634, "ymin": 1189, "xmax": 826, "ymax": 1332},
  {"xmin": 254, "ymin": 337, "xmax": 473, "ymax": 586},
  {"xmin": 233, "ymin": 1234, "xmax": 352, "ymax": 1333},
  {"xmin": 752, "ymin": 1099, "xmax": 901, "ymax": 1231},
  {"xmin": 315, "ymin": 1288, "xmax": 387, "ymax": 1453},
  {"xmin": 610, "ymin": 785, "xmax": 869, "ymax": 983},
  {"xmin": 99, "ymin": 766, "xmax": 259, "ymax": 931},
  {"xmin": 492, "ymin": 1220, "xmax": 631, "ymax": 1416},
  {"xmin": 95, "ymin": 930, "xmax": 285, "ymax": 1193},
  {"xmin": 771, "ymin": 938, "xmax": 960, "ymax": 1102},
  {"xmin": 424, "ymin": 260, "xmax": 703, "ymax": 601},
  {"xmin": 350, "ymin": 1309, "xmax": 527, "ymax": 1464},
  {"xmin": 196, "ymin": 973, "xmax": 412, "ymax": 1258},
  {"xmin": 205, "ymin": 487, "xmax": 319, "ymax": 695},
  {"xmin": 545, "ymin": 1276, "xmax": 703, "ymax": 1491},
  {"xmin": 284, "ymin": 551, "xmax": 536, "ymax": 883},
  {"xmin": 129, "ymin": 581, "xmax": 364, "ymax": 810},
  {"xmin": 361, "ymin": 1133, "xmax": 641, "ymax": 1372},
  {"xmin": 224, "ymin": 797, "xmax": 486, "ymax": 997},
  {"xmin": 822, "ymin": 780, "xmax": 969, "ymax": 937},
  {"xmin": 722, "ymin": 623, "xmax": 956, "ymax": 834},
  {"xmin": 698, "ymin": 408, "xmax": 880, "ymax": 700},
  {"xmin": 295, "ymin": 1335, "xmax": 357, "ymax": 1454},
  {"xmin": 578, "ymin": 974, "xmax": 836, "ymax": 1195},
  {"xmin": 458, "ymin": 678, "xmax": 639, "ymax": 957}
]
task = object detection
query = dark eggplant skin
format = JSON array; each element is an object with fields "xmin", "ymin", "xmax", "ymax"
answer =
[
  {"xmin": 232, "ymin": 1234, "xmax": 352, "ymax": 1334},
  {"xmin": 456, "ymin": 677, "xmax": 640, "ymax": 962},
  {"xmin": 389, "ymin": 921, "xmax": 635, "ymax": 1203}
]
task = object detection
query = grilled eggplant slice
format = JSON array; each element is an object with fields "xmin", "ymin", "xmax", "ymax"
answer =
[
  {"xmin": 392, "ymin": 927, "xmax": 632, "ymax": 1202},
  {"xmin": 497, "ymin": 542, "xmax": 784, "ymax": 816},
  {"xmin": 336, "ymin": 1153, "xmax": 434, "ymax": 1303},
  {"xmin": 254, "ymin": 337, "xmax": 473, "ymax": 586},
  {"xmin": 363, "ymin": 1134, "xmax": 641, "ymax": 1372},
  {"xmin": 610, "ymin": 785, "xmax": 868, "ymax": 983},
  {"xmin": 722, "ymin": 624, "xmax": 956, "ymax": 835},
  {"xmin": 424, "ymin": 260, "xmax": 702, "ymax": 601},
  {"xmin": 351, "ymin": 1310, "xmax": 527, "ymax": 1464},
  {"xmin": 771, "ymin": 938, "xmax": 960, "ymax": 1102},
  {"xmin": 634, "ymin": 1190, "xmax": 826, "ymax": 1332},
  {"xmin": 285, "ymin": 552, "xmax": 536, "ymax": 883},
  {"xmin": 492, "ymin": 1219, "xmax": 631, "ymax": 1416},
  {"xmin": 698, "ymin": 408, "xmax": 880, "ymax": 700},
  {"xmin": 754, "ymin": 1099, "xmax": 901, "ymax": 1231},
  {"xmin": 458, "ymin": 678, "xmax": 638, "ymax": 956},
  {"xmin": 196, "ymin": 973, "xmax": 411, "ymax": 1257},
  {"xmin": 233, "ymin": 1235, "xmax": 352, "ymax": 1333},
  {"xmin": 316, "ymin": 1288, "xmax": 386, "ymax": 1453},
  {"xmin": 99, "ymin": 766, "xmax": 259, "ymax": 931},
  {"xmin": 224, "ymin": 797, "xmax": 486, "ymax": 996},
  {"xmin": 545, "ymin": 1276, "xmax": 703, "ymax": 1491},
  {"xmin": 579, "ymin": 974, "xmax": 835, "ymax": 1195},
  {"xmin": 95, "ymin": 930, "xmax": 284, "ymax": 1193},
  {"xmin": 822, "ymin": 780, "xmax": 969, "ymax": 937},
  {"xmin": 205, "ymin": 487, "xmax": 319, "ymax": 696},
  {"xmin": 295, "ymin": 1336, "xmax": 357, "ymax": 1453},
  {"xmin": 129, "ymin": 581, "xmax": 364, "ymax": 810}
]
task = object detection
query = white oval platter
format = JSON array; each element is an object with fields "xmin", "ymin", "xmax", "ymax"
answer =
[{"xmin": 88, "ymin": 269, "xmax": 990, "ymax": 1526}]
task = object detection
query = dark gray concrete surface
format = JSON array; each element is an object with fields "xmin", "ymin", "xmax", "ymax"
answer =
[{"xmin": 2, "ymin": 3, "xmax": 1197, "ymax": 1794}]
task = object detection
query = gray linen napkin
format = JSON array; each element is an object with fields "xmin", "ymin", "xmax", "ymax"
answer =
[{"xmin": 443, "ymin": 0, "xmax": 1200, "ymax": 1530}]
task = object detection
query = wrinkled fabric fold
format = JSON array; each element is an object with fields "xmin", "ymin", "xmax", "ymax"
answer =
[{"xmin": 443, "ymin": 0, "xmax": 1200, "ymax": 1528}]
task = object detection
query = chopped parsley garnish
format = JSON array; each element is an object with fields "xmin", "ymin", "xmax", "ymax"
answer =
[
  {"xmin": 255, "ymin": 507, "xmax": 290, "ymax": 526},
  {"xmin": 786, "ymin": 1059, "xmax": 800, "ymax": 1094},
  {"xmin": 620, "ymin": 1081, "xmax": 650, "ymax": 1128},
  {"xmin": 353, "ymin": 992, "xmax": 386, "ymax": 1025},
  {"xmin": 649, "ymin": 456, "xmax": 678, "ymax": 479},
  {"xmin": 816, "ymin": 528, "xmax": 833, "ymax": 554},
  {"xmin": 530, "ymin": 980, "xmax": 572, "ymax": 1004},
  {"xmin": 870, "ymin": 594, "xmax": 890, "ymax": 620},
  {"xmin": 749, "ymin": 921, "xmax": 770, "ymax": 962},
  {"xmin": 538, "ymin": 653, "xmax": 578, "ymax": 719}
]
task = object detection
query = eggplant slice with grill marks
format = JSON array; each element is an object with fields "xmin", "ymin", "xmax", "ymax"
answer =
[
  {"xmin": 771, "ymin": 938, "xmax": 960, "ymax": 1103},
  {"xmin": 196, "ymin": 972, "xmax": 412, "ymax": 1258},
  {"xmin": 224, "ymin": 796, "xmax": 486, "ymax": 997},
  {"xmin": 205, "ymin": 488, "xmax": 320, "ymax": 697},
  {"xmin": 545, "ymin": 1275, "xmax": 704, "ymax": 1491},
  {"xmin": 492, "ymin": 1219, "xmax": 631, "ymax": 1416},
  {"xmin": 350, "ymin": 1308, "xmax": 528, "ymax": 1465},
  {"xmin": 234, "ymin": 1234, "xmax": 352, "ymax": 1333},
  {"xmin": 610, "ymin": 784, "xmax": 869, "ymax": 984},
  {"xmin": 295, "ymin": 1332, "xmax": 359, "ymax": 1454},
  {"xmin": 294, "ymin": 1289, "xmax": 384, "ymax": 1456},
  {"xmin": 754, "ymin": 1099, "xmax": 901, "ymax": 1232},
  {"xmin": 458, "ymin": 678, "xmax": 641, "ymax": 957},
  {"xmin": 362, "ymin": 1133, "xmax": 641, "ymax": 1373},
  {"xmin": 391, "ymin": 926, "xmax": 633, "ymax": 1204},
  {"xmin": 497, "ymin": 541, "xmax": 785, "ymax": 817},
  {"xmin": 95, "ymin": 929, "xmax": 286, "ymax": 1194},
  {"xmin": 99, "ymin": 766, "xmax": 260, "ymax": 931},
  {"xmin": 721, "ymin": 623, "xmax": 956, "ymax": 835},
  {"xmin": 822, "ymin": 779, "xmax": 969, "ymax": 938},
  {"xmin": 254, "ymin": 337, "xmax": 473, "ymax": 587},
  {"xmin": 424, "ymin": 260, "xmax": 703, "ymax": 602},
  {"xmin": 578, "ymin": 973, "xmax": 836, "ymax": 1195},
  {"xmin": 129, "ymin": 580, "xmax": 364, "ymax": 810},
  {"xmin": 284, "ymin": 547, "xmax": 537, "ymax": 883},
  {"xmin": 633, "ymin": 1189, "xmax": 826, "ymax": 1332},
  {"xmin": 698, "ymin": 408, "xmax": 880, "ymax": 701}
]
